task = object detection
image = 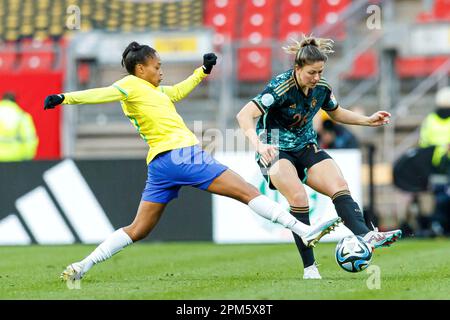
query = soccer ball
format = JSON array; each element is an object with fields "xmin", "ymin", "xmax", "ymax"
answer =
[{"xmin": 335, "ymin": 235, "xmax": 373, "ymax": 273}]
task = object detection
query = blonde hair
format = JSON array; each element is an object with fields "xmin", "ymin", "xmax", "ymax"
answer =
[{"xmin": 283, "ymin": 35, "xmax": 334, "ymax": 67}]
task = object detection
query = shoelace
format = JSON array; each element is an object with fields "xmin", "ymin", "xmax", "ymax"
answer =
[{"xmin": 370, "ymin": 221, "xmax": 379, "ymax": 232}]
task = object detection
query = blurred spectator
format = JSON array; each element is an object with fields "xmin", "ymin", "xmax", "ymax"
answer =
[
  {"xmin": 318, "ymin": 119, "xmax": 359, "ymax": 149},
  {"xmin": 418, "ymin": 87, "xmax": 450, "ymax": 236},
  {"xmin": 0, "ymin": 92, "xmax": 38, "ymax": 161}
]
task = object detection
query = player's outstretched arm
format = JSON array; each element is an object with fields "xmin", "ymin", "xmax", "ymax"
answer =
[
  {"xmin": 326, "ymin": 106, "xmax": 391, "ymax": 127},
  {"xmin": 159, "ymin": 53, "xmax": 217, "ymax": 103},
  {"xmin": 44, "ymin": 86, "xmax": 125, "ymax": 110}
]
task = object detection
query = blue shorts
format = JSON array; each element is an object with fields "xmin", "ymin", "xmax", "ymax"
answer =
[{"xmin": 141, "ymin": 145, "xmax": 228, "ymax": 203}]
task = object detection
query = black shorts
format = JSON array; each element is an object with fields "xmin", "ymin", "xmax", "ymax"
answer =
[{"xmin": 257, "ymin": 143, "xmax": 332, "ymax": 190}]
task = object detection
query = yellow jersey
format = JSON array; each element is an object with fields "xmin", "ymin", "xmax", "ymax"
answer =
[{"xmin": 63, "ymin": 66, "xmax": 207, "ymax": 163}]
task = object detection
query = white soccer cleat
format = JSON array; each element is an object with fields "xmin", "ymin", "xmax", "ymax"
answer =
[
  {"xmin": 363, "ymin": 228, "xmax": 402, "ymax": 249},
  {"xmin": 303, "ymin": 262, "xmax": 322, "ymax": 280},
  {"xmin": 60, "ymin": 262, "xmax": 84, "ymax": 281},
  {"xmin": 301, "ymin": 217, "xmax": 342, "ymax": 248}
]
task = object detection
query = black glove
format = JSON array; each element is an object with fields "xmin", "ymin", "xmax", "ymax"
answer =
[
  {"xmin": 44, "ymin": 94, "xmax": 65, "ymax": 110},
  {"xmin": 202, "ymin": 53, "xmax": 217, "ymax": 74}
]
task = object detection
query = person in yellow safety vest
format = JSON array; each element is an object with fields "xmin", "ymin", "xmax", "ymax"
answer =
[
  {"xmin": 419, "ymin": 87, "xmax": 450, "ymax": 236},
  {"xmin": 419, "ymin": 87, "xmax": 450, "ymax": 172},
  {"xmin": 0, "ymin": 92, "xmax": 38, "ymax": 162}
]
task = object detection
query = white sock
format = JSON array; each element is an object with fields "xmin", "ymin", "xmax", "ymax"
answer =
[
  {"xmin": 80, "ymin": 228, "xmax": 133, "ymax": 274},
  {"xmin": 248, "ymin": 195, "xmax": 310, "ymax": 236}
]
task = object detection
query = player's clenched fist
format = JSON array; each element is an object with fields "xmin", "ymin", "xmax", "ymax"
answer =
[
  {"xmin": 44, "ymin": 94, "xmax": 65, "ymax": 110},
  {"xmin": 202, "ymin": 53, "xmax": 217, "ymax": 74}
]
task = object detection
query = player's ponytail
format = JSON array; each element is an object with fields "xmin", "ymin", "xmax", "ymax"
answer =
[
  {"xmin": 121, "ymin": 41, "xmax": 157, "ymax": 75},
  {"xmin": 283, "ymin": 34, "xmax": 334, "ymax": 67}
]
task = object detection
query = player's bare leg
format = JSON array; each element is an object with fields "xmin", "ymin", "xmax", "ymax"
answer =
[
  {"xmin": 306, "ymin": 159, "xmax": 401, "ymax": 248},
  {"xmin": 61, "ymin": 201, "xmax": 166, "ymax": 281},
  {"xmin": 206, "ymin": 169, "xmax": 341, "ymax": 247},
  {"xmin": 268, "ymin": 160, "xmax": 321, "ymax": 279}
]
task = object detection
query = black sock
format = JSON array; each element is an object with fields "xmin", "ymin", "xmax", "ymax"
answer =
[
  {"xmin": 290, "ymin": 206, "xmax": 315, "ymax": 268},
  {"xmin": 332, "ymin": 191, "xmax": 370, "ymax": 235}
]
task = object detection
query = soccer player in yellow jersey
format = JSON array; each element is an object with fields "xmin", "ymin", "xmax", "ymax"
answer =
[{"xmin": 44, "ymin": 41, "xmax": 341, "ymax": 282}]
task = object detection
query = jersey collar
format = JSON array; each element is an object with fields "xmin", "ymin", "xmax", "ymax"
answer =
[
  {"xmin": 131, "ymin": 75, "xmax": 157, "ymax": 89},
  {"xmin": 292, "ymin": 70, "xmax": 312, "ymax": 98}
]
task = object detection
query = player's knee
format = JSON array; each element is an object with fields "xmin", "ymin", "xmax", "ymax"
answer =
[
  {"xmin": 287, "ymin": 191, "xmax": 309, "ymax": 207},
  {"xmin": 333, "ymin": 179, "xmax": 349, "ymax": 194},
  {"xmin": 240, "ymin": 183, "xmax": 261, "ymax": 203},
  {"xmin": 125, "ymin": 225, "xmax": 149, "ymax": 242}
]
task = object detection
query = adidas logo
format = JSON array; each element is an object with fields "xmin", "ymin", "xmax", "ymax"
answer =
[{"xmin": 0, "ymin": 159, "xmax": 114, "ymax": 245}]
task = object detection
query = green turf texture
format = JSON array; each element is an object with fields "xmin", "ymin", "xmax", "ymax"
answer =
[{"xmin": 1, "ymin": 239, "xmax": 449, "ymax": 299}]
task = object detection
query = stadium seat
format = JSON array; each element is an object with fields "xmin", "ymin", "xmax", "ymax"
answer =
[
  {"xmin": 240, "ymin": 0, "xmax": 276, "ymax": 45},
  {"xmin": 342, "ymin": 50, "xmax": 379, "ymax": 79},
  {"xmin": 278, "ymin": 0, "xmax": 313, "ymax": 41},
  {"xmin": 17, "ymin": 52, "xmax": 54, "ymax": 72},
  {"xmin": 15, "ymin": 38, "xmax": 54, "ymax": 72},
  {"xmin": 317, "ymin": 0, "xmax": 350, "ymax": 40},
  {"xmin": 237, "ymin": 47, "xmax": 272, "ymax": 82},
  {"xmin": 416, "ymin": 0, "xmax": 450, "ymax": 22},
  {"xmin": 416, "ymin": 11, "xmax": 435, "ymax": 23},
  {"xmin": 395, "ymin": 56, "xmax": 450, "ymax": 78},
  {"xmin": 433, "ymin": 0, "xmax": 450, "ymax": 20},
  {"xmin": 204, "ymin": 0, "xmax": 239, "ymax": 46}
]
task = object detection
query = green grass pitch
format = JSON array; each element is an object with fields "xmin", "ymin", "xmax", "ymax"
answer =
[{"xmin": 1, "ymin": 239, "xmax": 449, "ymax": 299}]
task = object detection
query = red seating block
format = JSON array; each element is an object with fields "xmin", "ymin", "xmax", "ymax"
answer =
[
  {"xmin": 395, "ymin": 56, "xmax": 450, "ymax": 78},
  {"xmin": 433, "ymin": 0, "xmax": 450, "ymax": 20},
  {"xmin": 343, "ymin": 50, "xmax": 378, "ymax": 79}
]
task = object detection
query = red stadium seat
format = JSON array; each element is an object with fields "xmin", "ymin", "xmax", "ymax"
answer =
[
  {"xmin": 16, "ymin": 38, "xmax": 54, "ymax": 72},
  {"xmin": 278, "ymin": 0, "xmax": 313, "ymax": 41},
  {"xmin": 416, "ymin": 0, "xmax": 450, "ymax": 22},
  {"xmin": 317, "ymin": 0, "xmax": 350, "ymax": 40},
  {"xmin": 237, "ymin": 47, "xmax": 272, "ymax": 82},
  {"xmin": 416, "ymin": 11, "xmax": 435, "ymax": 23},
  {"xmin": 240, "ymin": 0, "xmax": 276, "ymax": 44},
  {"xmin": 342, "ymin": 50, "xmax": 378, "ymax": 79},
  {"xmin": 433, "ymin": 0, "xmax": 450, "ymax": 20},
  {"xmin": 204, "ymin": 0, "xmax": 239, "ymax": 46},
  {"xmin": 395, "ymin": 56, "xmax": 450, "ymax": 78},
  {"xmin": 17, "ymin": 52, "xmax": 54, "ymax": 72}
]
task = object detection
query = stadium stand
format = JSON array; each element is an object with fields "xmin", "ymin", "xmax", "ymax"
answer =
[{"xmin": 0, "ymin": 0, "xmax": 204, "ymax": 42}]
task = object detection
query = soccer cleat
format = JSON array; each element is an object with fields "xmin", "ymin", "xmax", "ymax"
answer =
[
  {"xmin": 60, "ymin": 262, "xmax": 84, "ymax": 281},
  {"xmin": 362, "ymin": 227, "xmax": 402, "ymax": 249},
  {"xmin": 303, "ymin": 262, "xmax": 322, "ymax": 280},
  {"xmin": 301, "ymin": 217, "xmax": 342, "ymax": 248}
]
